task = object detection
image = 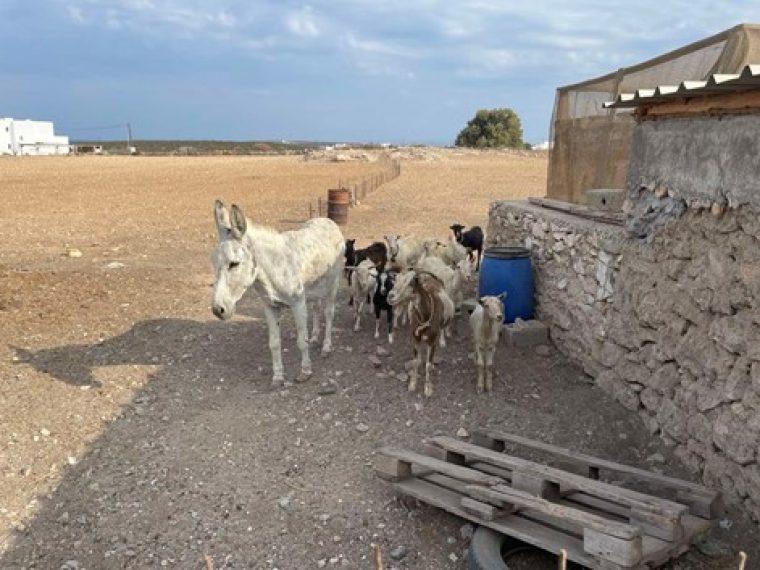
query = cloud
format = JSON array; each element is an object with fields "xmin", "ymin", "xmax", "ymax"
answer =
[
  {"xmin": 286, "ymin": 6, "xmax": 320, "ymax": 38},
  {"xmin": 66, "ymin": 5, "xmax": 86, "ymax": 24}
]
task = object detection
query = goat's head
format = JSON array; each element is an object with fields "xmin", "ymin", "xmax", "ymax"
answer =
[
  {"xmin": 450, "ymin": 223, "xmax": 465, "ymax": 241},
  {"xmin": 456, "ymin": 258, "xmax": 474, "ymax": 282},
  {"xmin": 384, "ymin": 234, "xmax": 401, "ymax": 262},
  {"xmin": 376, "ymin": 270, "xmax": 395, "ymax": 298},
  {"xmin": 211, "ymin": 200, "xmax": 257, "ymax": 321},
  {"xmin": 479, "ymin": 293, "xmax": 506, "ymax": 323}
]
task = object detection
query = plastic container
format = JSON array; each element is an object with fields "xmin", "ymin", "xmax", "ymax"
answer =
[{"xmin": 478, "ymin": 245, "xmax": 534, "ymax": 323}]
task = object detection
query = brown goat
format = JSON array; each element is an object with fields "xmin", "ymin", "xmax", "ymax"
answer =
[{"xmin": 390, "ymin": 270, "xmax": 454, "ymax": 397}]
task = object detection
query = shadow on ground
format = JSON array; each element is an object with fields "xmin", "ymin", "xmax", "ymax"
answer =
[{"xmin": 3, "ymin": 295, "xmax": 757, "ymax": 569}]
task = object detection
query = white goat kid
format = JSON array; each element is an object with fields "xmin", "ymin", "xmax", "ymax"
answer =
[
  {"xmin": 423, "ymin": 235, "xmax": 468, "ymax": 266},
  {"xmin": 469, "ymin": 294, "xmax": 506, "ymax": 394},
  {"xmin": 211, "ymin": 200, "xmax": 344, "ymax": 387},
  {"xmin": 350, "ymin": 259, "xmax": 378, "ymax": 331}
]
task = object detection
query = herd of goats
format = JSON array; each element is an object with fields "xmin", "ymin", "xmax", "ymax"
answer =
[{"xmin": 211, "ymin": 200, "xmax": 506, "ymax": 397}]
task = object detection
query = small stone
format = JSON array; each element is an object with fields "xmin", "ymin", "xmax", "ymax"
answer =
[
  {"xmin": 329, "ymin": 556, "xmax": 339, "ymax": 564},
  {"xmin": 61, "ymin": 561, "xmax": 80, "ymax": 570},
  {"xmin": 318, "ymin": 383, "xmax": 337, "ymax": 396},
  {"xmin": 396, "ymin": 372, "xmax": 409, "ymax": 383},
  {"xmin": 460, "ymin": 523, "xmax": 475, "ymax": 540},
  {"xmin": 66, "ymin": 248, "xmax": 83, "ymax": 258},
  {"xmin": 534, "ymin": 345, "xmax": 551, "ymax": 357},
  {"xmin": 405, "ymin": 420, "xmax": 413, "ymax": 427},
  {"xmin": 389, "ymin": 546, "xmax": 407, "ymax": 560},
  {"xmin": 446, "ymin": 536, "xmax": 456, "ymax": 545},
  {"xmin": 332, "ymin": 535, "xmax": 342, "ymax": 543},
  {"xmin": 355, "ymin": 423, "xmax": 370, "ymax": 433},
  {"xmin": 40, "ymin": 428, "xmax": 51, "ymax": 437},
  {"xmin": 448, "ymin": 553, "xmax": 459, "ymax": 562},
  {"xmin": 277, "ymin": 494, "xmax": 292, "ymax": 509},
  {"xmin": 456, "ymin": 428, "xmax": 469, "ymax": 438},
  {"xmin": 368, "ymin": 355, "xmax": 383, "ymax": 368},
  {"xmin": 105, "ymin": 261, "xmax": 125, "ymax": 269},
  {"xmin": 414, "ymin": 402, "xmax": 423, "ymax": 412},
  {"xmin": 646, "ymin": 452, "xmax": 665, "ymax": 464},
  {"xmin": 719, "ymin": 518, "xmax": 733, "ymax": 530},
  {"xmin": 618, "ymin": 433, "xmax": 628, "ymax": 440},
  {"xmin": 697, "ymin": 538, "xmax": 729, "ymax": 557},
  {"xmin": 67, "ymin": 456, "xmax": 77, "ymax": 465},
  {"xmin": 318, "ymin": 514, "xmax": 331, "ymax": 522},
  {"xmin": 317, "ymin": 560, "xmax": 327, "ymax": 568},
  {"xmin": 376, "ymin": 346, "xmax": 389, "ymax": 356}
]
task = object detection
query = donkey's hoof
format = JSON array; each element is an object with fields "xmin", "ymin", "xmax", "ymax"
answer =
[
  {"xmin": 424, "ymin": 385, "xmax": 433, "ymax": 398},
  {"xmin": 271, "ymin": 376, "xmax": 285, "ymax": 388},
  {"xmin": 296, "ymin": 370, "xmax": 312, "ymax": 383},
  {"xmin": 321, "ymin": 345, "xmax": 333, "ymax": 357}
]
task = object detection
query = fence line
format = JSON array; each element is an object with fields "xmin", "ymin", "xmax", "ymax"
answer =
[{"xmin": 306, "ymin": 156, "xmax": 401, "ymax": 220}]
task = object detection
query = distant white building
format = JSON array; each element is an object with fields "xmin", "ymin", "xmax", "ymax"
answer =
[
  {"xmin": 532, "ymin": 141, "xmax": 552, "ymax": 151},
  {"xmin": 0, "ymin": 118, "xmax": 70, "ymax": 156}
]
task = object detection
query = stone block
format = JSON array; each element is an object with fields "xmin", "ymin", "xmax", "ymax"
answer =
[
  {"xmin": 503, "ymin": 319, "xmax": 548, "ymax": 348},
  {"xmin": 586, "ymin": 188, "xmax": 626, "ymax": 212},
  {"xmin": 713, "ymin": 409, "xmax": 757, "ymax": 466}
]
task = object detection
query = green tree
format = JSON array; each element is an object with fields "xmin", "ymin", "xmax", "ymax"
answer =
[{"xmin": 455, "ymin": 108, "xmax": 524, "ymax": 149}]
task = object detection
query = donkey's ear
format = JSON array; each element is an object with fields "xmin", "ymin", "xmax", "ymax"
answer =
[
  {"xmin": 214, "ymin": 200, "xmax": 231, "ymax": 239},
  {"xmin": 230, "ymin": 204, "xmax": 247, "ymax": 239}
]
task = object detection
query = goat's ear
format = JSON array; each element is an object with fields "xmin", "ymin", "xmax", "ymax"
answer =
[
  {"xmin": 230, "ymin": 204, "xmax": 247, "ymax": 239},
  {"xmin": 214, "ymin": 200, "xmax": 231, "ymax": 239},
  {"xmin": 478, "ymin": 298, "xmax": 485, "ymax": 306},
  {"xmin": 497, "ymin": 292, "xmax": 507, "ymax": 301},
  {"xmin": 347, "ymin": 239, "xmax": 356, "ymax": 246}
]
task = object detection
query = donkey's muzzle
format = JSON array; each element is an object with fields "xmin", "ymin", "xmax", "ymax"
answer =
[{"xmin": 212, "ymin": 305, "xmax": 231, "ymax": 320}]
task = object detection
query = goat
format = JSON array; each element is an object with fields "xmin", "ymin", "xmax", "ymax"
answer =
[
  {"xmin": 350, "ymin": 259, "xmax": 378, "ymax": 331},
  {"xmin": 389, "ymin": 270, "xmax": 454, "ymax": 397},
  {"xmin": 415, "ymin": 256, "xmax": 471, "ymax": 337},
  {"xmin": 211, "ymin": 200, "xmax": 343, "ymax": 386},
  {"xmin": 346, "ymin": 240, "xmax": 388, "ymax": 306},
  {"xmin": 423, "ymin": 234, "xmax": 468, "ymax": 266},
  {"xmin": 450, "ymin": 224, "xmax": 484, "ymax": 271},
  {"xmin": 384, "ymin": 234, "xmax": 434, "ymax": 272},
  {"xmin": 469, "ymin": 294, "xmax": 506, "ymax": 393},
  {"xmin": 372, "ymin": 268, "xmax": 395, "ymax": 343}
]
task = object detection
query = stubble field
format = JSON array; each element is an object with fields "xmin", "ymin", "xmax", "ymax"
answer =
[{"xmin": 0, "ymin": 151, "xmax": 754, "ymax": 569}]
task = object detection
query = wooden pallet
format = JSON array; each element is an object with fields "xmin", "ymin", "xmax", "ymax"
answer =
[{"xmin": 375, "ymin": 429, "xmax": 721, "ymax": 569}]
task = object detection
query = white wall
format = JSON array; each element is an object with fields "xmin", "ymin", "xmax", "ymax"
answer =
[{"xmin": 0, "ymin": 118, "xmax": 70, "ymax": 155}]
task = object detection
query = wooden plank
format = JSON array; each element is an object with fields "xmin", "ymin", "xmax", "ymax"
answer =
[
  {"xmin": 460, "ymin": 496, "xmax": 515, "ymax": 521},
  {"xmin": 374, "ymin": 455, "xmax": 412, "ymax": 482},
  {"xmin": 468, "ymin": 484, "xmax": 641, "ymax": 541},
  {"xmin": 512, "ymin": 469, "xmax": 561, "ymax": 500},
  {"xmin": 584, "ymin": 528, "xmax": 642, "ymax": 567},
  {"xmin": 393, "ymin": 477, "xmax": 603, "ymax": 569},
  {"xmin": 429, "ymin": 436, "xmax": 686, "ymax": 538},
  {"xmin": 377, "ymin": 447, "xmax": 504, "ymax": 486},
  {"xmin": 475, "ymin": 429, "xmax": 721, "ymax": 519}
]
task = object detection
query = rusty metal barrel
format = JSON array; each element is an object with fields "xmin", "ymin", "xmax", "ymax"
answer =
[{"xmin": 327, "ymin": 188, "xmax": 350, "ymax": 225}]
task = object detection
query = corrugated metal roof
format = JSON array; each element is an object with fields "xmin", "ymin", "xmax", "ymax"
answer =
[{"xmin": 603, "ymin": 64, "xmax": 760, "ymax": 108}]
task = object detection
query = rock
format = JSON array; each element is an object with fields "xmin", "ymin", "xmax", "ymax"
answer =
[
  {"xmin": 318, "ymin": 383, "xmax": 337, "ymax": 396},
  {"xmin": 368, "ymin": 355, "xmax": 383, "ymax": 368},
  {"xmin": 719, "ymin": 518, "xmax": 733, "ymax": 530},
  {"xmin": 376, "ymin": 346, "xmax": 389, "ymax": 356},
  {"xmin": 277, "ymin": 493, "xmax": 292, "ymax": 509},
  {"xmin": 646, "ymin": 452, "xmax": 665, "ymax": 464},
  {"xmin": 396, "ymin": 372, "xmax": 409, "ymax": 383},
  {"xmin": 446, "ymin": 536, "xmax": 456, "ymax": 545},
  {"xmin": 389, "ymin": 546, "xmax": 407, "ymax": 560},
  {"xmin": 448, "ymin": 553, "xmax": 459, "ymax": 563},
  {"xmin": 40, "ymin": 428, "xmax": 51, "ymax": 437},
  {"xmin": 456, "ymin": 427, "xmax": 469, "ymax": 438},
  {"xmin": 534, "ymin": 345, "xmax": 551, "ymax": 357},
  {"xmin": 318, "ymin": 560, "xmax": 327, "ymax": 568},
  {"xmin": 66, "ymin": 248, "xmax": 83, "ymax": 258},
  {"xmin": 355, "ymin": 423, "xmax": 370, "ymax": 433},
  {"xmin": 60, "ymin": 561, "xmax": 80, "ymax": 570},
  {"xmin": 67, "ymin": 456, "xmax": 77, "ymax": 466},
  {"xmin": 696, "ymin": 538, "xmax": 729, "ymax": 557},
  {"xmin": 105, "ymin": 261, "xmax": 125, "ymax": 269},
  {"xmin": 460, "ymin": 523, "xmax": 475, "ymax": 540}
]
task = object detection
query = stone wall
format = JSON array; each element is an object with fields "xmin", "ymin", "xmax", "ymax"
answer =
[{"xmin": 488, "ymin": 199, "xmax": 760, "ymax": 519}]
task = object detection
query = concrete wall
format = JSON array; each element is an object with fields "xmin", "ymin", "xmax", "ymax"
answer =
[
  {"xmin": 0, "ymin": 118, "xmax": 70, "ymax": 156},
  {"xmin": 488, "ymin": 199, "xmax": 760, "ymax": 518}
]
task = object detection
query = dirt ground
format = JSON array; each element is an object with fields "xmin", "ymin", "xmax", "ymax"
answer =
[{"xmin": 0, "ymin": 152, "xmax": 756, "ymax": 570}]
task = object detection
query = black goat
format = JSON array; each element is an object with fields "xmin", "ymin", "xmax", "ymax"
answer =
[
  {"xmin": 372, "ymin": 269, "xmax": 395, "ymax": 344},
  {"xmin": 450, "ymin": 224, "xmax": 484, "ymax": 271}
]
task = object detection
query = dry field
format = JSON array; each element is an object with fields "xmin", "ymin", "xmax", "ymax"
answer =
[{"xmin": 0, "ymin": 152, "xmax": 755, "ymax": 569}]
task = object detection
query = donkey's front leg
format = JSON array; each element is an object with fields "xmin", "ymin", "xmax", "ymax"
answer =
[
  {"xmin": 292, "ymin": 297, "xmax": 312, "ymax": 383},
  {"xmin": 263, "ymin": 304, "xmax": 286, "ymax": 387}
]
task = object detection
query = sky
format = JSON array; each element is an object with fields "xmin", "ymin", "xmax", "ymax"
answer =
[{"xmin": 1, "ymin": 1, "xmax": 759, "ymax": 145}]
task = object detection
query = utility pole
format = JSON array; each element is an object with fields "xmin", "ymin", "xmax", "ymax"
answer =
[{"xmin": 126, "ymin": 122, "xmax": 132, "ymax": 149}]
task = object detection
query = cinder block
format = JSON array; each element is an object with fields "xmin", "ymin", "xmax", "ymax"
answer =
[
  {"xmin": 504, "ymin": 319, "xmax": 549, "ymax": 347},
  {"xmin": 586, "ymin": 188, "xmax": 626, "ymax": 212}
]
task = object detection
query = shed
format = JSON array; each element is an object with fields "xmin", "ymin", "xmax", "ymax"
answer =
[{"xmin": 547, "ymin": 23, "xmax": 760, "ymax": 205}]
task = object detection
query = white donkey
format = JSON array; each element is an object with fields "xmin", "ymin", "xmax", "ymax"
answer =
[{"xmin": 211, "ymin": 200, "xmax": 345, "ymax": 387}]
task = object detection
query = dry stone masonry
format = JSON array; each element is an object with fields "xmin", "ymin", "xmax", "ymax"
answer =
[{"xmin": 488, "ymin": 197, "xmax": 760, "ymax": 520}]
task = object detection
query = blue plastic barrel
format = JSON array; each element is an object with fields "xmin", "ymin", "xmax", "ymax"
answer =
[{"xmin": 478, "ymin": 246, "xmax": 534, "ymax": 323}]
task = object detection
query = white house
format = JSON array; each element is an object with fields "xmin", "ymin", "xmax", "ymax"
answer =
[{"xmin": 0, "ymin": 118, "xmax": 70, "ymax": 156}]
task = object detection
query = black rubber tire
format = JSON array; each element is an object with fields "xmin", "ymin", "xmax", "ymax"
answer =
[{"xmin": 466, "ymin": 526, "xmax": 522, "ymax": 570}]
